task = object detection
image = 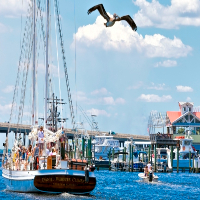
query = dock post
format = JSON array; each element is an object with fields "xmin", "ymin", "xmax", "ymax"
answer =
[
  {"xmin": 177, "ymin": 146, "xmax": 179, "ymax": 173},
  {"xmin": 131, "ymin": 145, "xmax": 133, "ymax": 172},
  {"xmin": 170, "ymin": 146, "xmax": 173, "ymax": 172},
  {"xmin": 109, "ymin": 149, "xmax": 111, "ymax": 170},
  {"xmin": 148, "ymin": 146, "xmax": 150, "ymax": 163},
  {"xmin": 82, "ymin": 138, "xmax": 85, "ymax": 158},
  {"xmin": 112, "ymin": 147, "xmax": 114, "ymax": 161},
  {"xmin": 86, "ymin": 144, "xmax": 88, "ymax": 160},
  {"xmin": 15, "ymin": 131, "xmax": 17, "ymax": 140},
  {"xmin": 142, "ymin": 148, "xmax": 144, "ymax": 162},
  {"xmin": 196, "ymin": 161, "xmax": 199, "ymax": 173},
  {"xmin": 189, "ymin": 151, "xmax": 191, "ymax": 172},
  {"xmin": 88, "ymin": 137, "xmax": 92, "ymax": 163},
  {"xmin": 124, "ymin": 147, "xmax": 126, "ymax": 162},
  {"xmin": 154, "ymin": 144, "xmax": 157, "ymax": 172},
  {"xmin": 150, "ymin": 145, "xmax": 152, "ymax": 165},
  {"xmin": 122, "ymin": 148, "xmax": 124, "ymax": 162},
  {"xmin": 129, "ymin": 144, "xmax": 131, "ymax": 172},
  {"xmin": 193, "ymin": 156, "xmax": 194, "ymax": 173}
]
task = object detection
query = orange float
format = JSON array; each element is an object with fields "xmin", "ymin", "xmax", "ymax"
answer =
[{"xmin": 182, "ymin": 146, "xmax": 185, "ymax": 151}]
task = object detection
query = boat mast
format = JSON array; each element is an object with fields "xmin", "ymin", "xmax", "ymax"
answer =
[
  {"xmin": 32, "ymin": 0, "xmax": 36, "ymax": 126},
  {"xmin": 45, "ymin": 0, "xmax": 49, "ymax": 129}
]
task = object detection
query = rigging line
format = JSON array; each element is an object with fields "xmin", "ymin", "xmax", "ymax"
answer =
[
  {"xmin": 53, "ymin": 1, "xmax": 62, "ymax": 121},
  {"xmin": 8, "ymin": 1, "xmax": 33, "ymax": 133},
  {"xmin": 74, "ymin": 0, "xmax": 77, "ymax": 117}
]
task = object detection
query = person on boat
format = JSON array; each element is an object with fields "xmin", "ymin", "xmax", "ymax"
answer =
[
  {"xmin": 38, "ymin": 126, "xmax": 45, "ymax": 154},
  {"xmin": 144, "ymin": 165, "xmax": 148, "ymax": 177},
  {"xmin": 33, "ymin": 143, "xmax": 40, "ymax": 170},
  {"xmin": 147, "ymin": 161, "xmax": 151, "ymax": 170},
  {"xmin": 27, "ymin": 146, "xmax": 33, "ymax": 170},
  {"xmin": 50, "ymin": 147, "xmax": 56, "ymax": 156},
  {"xmin": 22, "ymin": 147, "xmax": 27, "ymax": 170},
  {"xmin": 148, "ymin": 166, "xmax": 154, "ymax": 177}
]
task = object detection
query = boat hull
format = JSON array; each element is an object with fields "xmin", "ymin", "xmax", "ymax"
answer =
[
  {"xmin": 138, "ymin": 173, "xmax": 158, "ymax": 182},
  {"xmin": 2, "ymin": 168, "xmax": 96, "ymax": 194},
  {"xmin": 34, "ymin": 174, "xmax": 96, "ymax": 194}
]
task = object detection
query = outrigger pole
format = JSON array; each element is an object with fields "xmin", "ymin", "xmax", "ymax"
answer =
[{"xmin": 44, "ymin": 0, "xmax": 50, "ymax": 129}]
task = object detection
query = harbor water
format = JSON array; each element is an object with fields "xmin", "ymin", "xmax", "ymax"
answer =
[{"xmin": 1, "ymin": 165, "xmax": 200, "ymax": 199}]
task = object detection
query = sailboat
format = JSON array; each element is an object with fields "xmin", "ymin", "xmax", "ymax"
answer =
[{"xmin": 2, "ymin": 0, "xmax": 96, "ymax": 194}]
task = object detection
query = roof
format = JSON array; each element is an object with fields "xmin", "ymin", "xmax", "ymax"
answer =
[
  {"xmin": 167, "ymin": 111, "xmax": 200, "ymax": 124},
  {"xmin": 178, "ymin": 102, "xmax": 194, "ymax": 106},
  {"xmin": 167, "ymin": 111, "xmax": 181, "ymax": 123},
  {"xmin": 193, "ymin": 112, "xmax": 200, "ymax": 119}
]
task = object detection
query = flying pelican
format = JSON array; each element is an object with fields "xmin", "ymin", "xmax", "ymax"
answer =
[{"xmin": 87, "ymin": 4, "xmax": 137, "ymax": 31}]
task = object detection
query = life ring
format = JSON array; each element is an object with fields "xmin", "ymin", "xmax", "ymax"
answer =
[{"xmin": 182, "ymin": 146, "xmax": 185, "ymax": 151}]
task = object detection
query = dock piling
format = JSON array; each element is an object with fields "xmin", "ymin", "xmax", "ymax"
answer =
[
  {"xmin": 189, "ymin": 151, "xmax": 191, "ymax": 172},
  {"xmin": 177, "ymin": 146, "xmax": 179, "ymax": 173},
  {"xmin": 170, "ymin": 146, "xmax": 173, "ymax": 172}
]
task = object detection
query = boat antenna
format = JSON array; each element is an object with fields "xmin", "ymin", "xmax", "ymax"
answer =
[
  {"xmin": 44, "ymin": 0, "xmax": 50, "ymax": 129},
  {"xmin": 74, "ymin": 0, "xmax": 77, "ymax": 117}
]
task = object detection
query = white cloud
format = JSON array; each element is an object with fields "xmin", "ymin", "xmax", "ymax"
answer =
[
  {"xmin": 186, "ymin": 97, "xmax": 192, "ymax": 101},
  {"xmin": 133, "ymin": 0, "xmax": 200, "ymax": 29},
  {"xmin": 102, "ymin": 97, "xmax": 115, "ymax": 105},
  {"xmin": 2, "ymin": 85, "xmax": 14, "ymax": 93},
  {"xmin": 128, "ymin": 81, "xmax": 143, "ymax": 89},
  {"xmin": 87, "ymin": 108, "xmax": 110, "ymax": 117},
  {"xmin": 155, "ymin": 60, "xmax": 177, "ymax": 67},
  {"xmin": 176, "ymin": 85, "xmax": 193, "ymax": 92},
  {"xmin": 0, "ymin": 23, "xmax": 11, "ymax": 33},
  {"xmin": 128, "ymin": 82, "xmax": 168, "ymax": 90},
  {"xmin": 146, "ymin": 83, "xmax": 168, "ymax": 90},
  {"xmin": 91, "ymin": 88, "xmax": 110, "ymax": 96},
  {"xmin": 115, "ymin": 98, "xmax": 126, "ymax": 105},
  {"xmin": 0, "ymin": 103, "xmax": 11, "ymax": 115},
  {"xmin": 73, "ymin": 15, "xmax": 192, "ymax": 58},
  {"xmin": 138, "ymin": 94, "xmax": 172, "ymax": 102},
  {"xmin": 0, "ymin": 0, "xmax": 30, "ymax": 17}
]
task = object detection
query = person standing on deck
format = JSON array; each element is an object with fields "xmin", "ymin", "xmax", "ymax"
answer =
[
  {"xmin": 33, "ymin": 143, "xmax": 39, "ymax": 170},
  {"xmin": 38, "ymin": 126, "xmax": 45, "ymax": 154}
]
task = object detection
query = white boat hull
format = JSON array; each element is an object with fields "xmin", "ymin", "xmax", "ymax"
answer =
[
  {"xmin": 138, "ymin": 173, "xmax": 158, "ymax": 182},
  {"xmin": 2, "ymin": 168, "xmax": 96, "ymax": 194}
]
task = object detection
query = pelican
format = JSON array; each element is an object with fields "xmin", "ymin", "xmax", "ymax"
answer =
[{"xmin": 87, "ymin": 4, "xmax": 137, "ymax": 31}]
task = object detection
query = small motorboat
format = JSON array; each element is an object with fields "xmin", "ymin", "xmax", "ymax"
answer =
[{"xmin": 138, "ymin": 171, "xmax": 159, "ymax": 182}]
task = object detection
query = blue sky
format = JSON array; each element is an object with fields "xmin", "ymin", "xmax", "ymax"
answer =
[{"xmin": 0, "ymin": 0, "xmax": 200, "ymax": 148}]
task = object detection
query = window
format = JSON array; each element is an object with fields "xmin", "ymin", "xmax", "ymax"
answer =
[{"xmin": 183, "ymin": 107, "xmax": 186, "ymax": 112}]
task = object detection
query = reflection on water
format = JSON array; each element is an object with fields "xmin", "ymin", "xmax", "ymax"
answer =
[{"xmin": 1, "ymin": 166, "xmax": 200, "ymax": 199}]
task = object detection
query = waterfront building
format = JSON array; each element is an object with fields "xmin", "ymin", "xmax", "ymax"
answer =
[{"xmin": 148, "ymin": 102, "xmax": 200, "ymax": 151}]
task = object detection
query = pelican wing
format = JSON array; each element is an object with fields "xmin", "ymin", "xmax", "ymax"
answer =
[
  {"xmin": 118, "ymin": 15, "xmax": 137, "ymax": 31},
  {"xmin": 88, "ymin": 4, "xmax": 110, "ymax": 22}
]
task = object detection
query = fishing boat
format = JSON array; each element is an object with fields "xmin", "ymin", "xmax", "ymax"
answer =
[
  {"xmin": 2, "ymin": 0, "xmax": 96, "ymax": 194},
  {"xmin": 167, "ymin": 131, "xmax": 197, "ymax": 169},
  {"xmin": 138, "ymin": 172, "xmax": 159, "ymax": 182}
]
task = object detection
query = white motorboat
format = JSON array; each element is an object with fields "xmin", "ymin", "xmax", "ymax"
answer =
[
  {"xmin": 138, "ymin": 172, "xmax": 159, "ymax": 182},
  {"xmin": 167, "ymin": 132, "xmax": 197, "ymax": 169},
  {"xmin": 93, "ymin": 135, "xmax": 121, "ymax": 160}
]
